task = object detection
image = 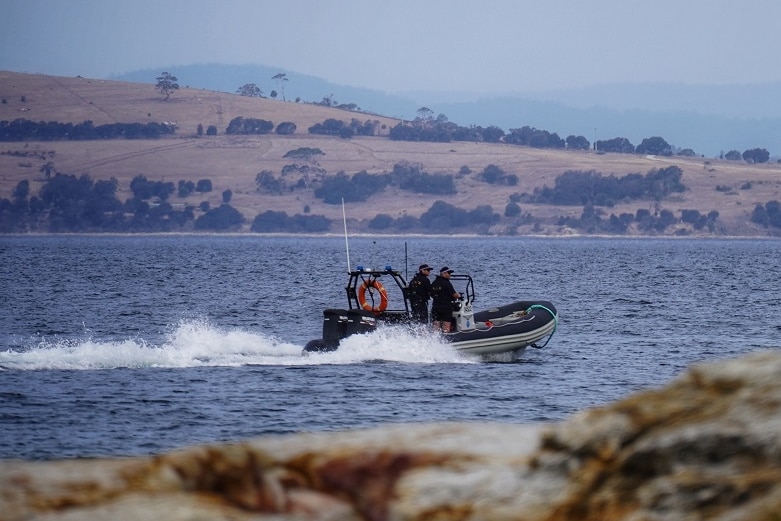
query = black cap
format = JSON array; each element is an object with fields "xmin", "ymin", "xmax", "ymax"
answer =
[
  {"xmin": 439, "ymin": 266, "xmax": 454, "ymax": 274},
  {"xmin": 418, "ymin": 263, "xmax": 432, "ymax": 271}
]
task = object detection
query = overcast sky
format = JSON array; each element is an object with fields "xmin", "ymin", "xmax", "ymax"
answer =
[{"xmin": 2, "ymin": 0, "xmax": 780, "ymax": 94}]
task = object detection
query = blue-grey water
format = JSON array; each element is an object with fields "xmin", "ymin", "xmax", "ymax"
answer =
[{"xmin": 1, "ymin": 235, "xmax": 779, "ymax": 460}]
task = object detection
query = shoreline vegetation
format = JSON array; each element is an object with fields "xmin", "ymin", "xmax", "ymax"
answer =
[
  {"xmin": 3, "ymin": 232, "xmax": 780, "ymax": 241},
  {"xmin": 1, "ymin": 71, "xmax": 780, "ymax": 237}
]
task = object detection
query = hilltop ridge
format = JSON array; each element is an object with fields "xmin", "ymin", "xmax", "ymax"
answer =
[{"xmin": 1, "ymin": 71, "xmax": 780, "ymax": 236}]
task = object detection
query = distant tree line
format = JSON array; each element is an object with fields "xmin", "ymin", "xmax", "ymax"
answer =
[
  {"xmin": 310, "ymin": 162, "xmax": 456, "ymax": 204},
  {"xmin": 0, "ymin": 167, "xmax": 732, "ymax": 236},
  {"xmin": 259, "ymin": 157, "xmax": 524, "ymax": 204},
  {"xmin": 4, "ymin": 112, "xmax": 773, "ymax": 166},
  {"xmin": 529, "ymin": 166, "xmax": 686, "ymax": 206},
  {"xmin": 367, "ymin": 200, "xmax": 500, "ymax": 232},
  {"xmin": 557, "ymin": 205, "xmax": 720, "ymax": 234},
  {"xmin": 226, "ymin": 117, "xmax": 274, "ymax": 135},
  {"xmin": 504, "ymin": 126, "xmax": 565, "ymax": 148},
  {"xmin": 0, "ymin": 119, "xmax": 176, "ymax": 141},
  {"xmin": 250, "ymin": 211, "xmax": 331, "ymax": 233},
  {"xmin": 0, "ymin": 173, "xmax": 183, "ymax": 233},
  {"xmin": 0, "ymin": 116, "xmax": 302, "ymax": 141},
  {"xmin": 223, "ymin": 117, "xmax": 298, "ymax": 136},
  {"xmin": 308, "ymin": 118, "xmax": 381, "ymax": 138},
  {"xmin": 0, "ymin": 170, "xmax": 345, "ymax": 234},
  {"xmin": 388, "ymin": 117, "xmax": 512, "ymax": 145}
]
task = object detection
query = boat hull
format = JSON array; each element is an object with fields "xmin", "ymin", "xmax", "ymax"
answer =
[
  {"xmin": 303, "ymin": 301, "xmax": 557, "ymax": 358},
  {"xmin": 445, "ymin": 301, "xmax": 558, "ymax": 356}
]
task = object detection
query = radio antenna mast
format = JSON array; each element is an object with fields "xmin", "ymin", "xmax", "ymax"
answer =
[
  {"xmin": 405, "ymin": 241, "xmax": 408, "ymax": 280},
  {"xmin": 342, "ymin": 198, "xmax": 351, "ymax": 273}
]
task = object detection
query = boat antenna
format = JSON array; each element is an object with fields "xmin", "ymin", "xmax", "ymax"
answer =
[
  {"xmin": 405, "ymin": 241, "xmax": 408, "ymax": 280},
  {"xmin": 342, "ymin": 198, "xmax": 351, "ymax": 273}
]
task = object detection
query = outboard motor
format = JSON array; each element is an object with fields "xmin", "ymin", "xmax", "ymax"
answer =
[
  {"xmin": 322, "ymin": 309, "xmax": 349, "ymax": 347},
  {"xmin": 345, "ymin": 309, "xmax": 377, "ymax": 336},
  {"xmin": 453, "ymin": 299, "xmax": 475, "ymax": 331}
]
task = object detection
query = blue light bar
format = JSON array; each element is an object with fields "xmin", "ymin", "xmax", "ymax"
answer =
[{"xmin": 385, "ymin": 265, "xmax": 392, "ymax": 271}]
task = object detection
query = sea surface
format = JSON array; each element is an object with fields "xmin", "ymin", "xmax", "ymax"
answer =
[{"xmin": 1, "ymin": 235, "xmax": 779, "ymax": 460}]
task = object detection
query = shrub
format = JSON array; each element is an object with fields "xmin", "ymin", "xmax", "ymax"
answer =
[
  {"xmin": 275, "ymin": 121, "xmax": 296, "ymax": 135},
  {"xmin": 194, "ymin": 204, "xmax": 244, "ymax": 230}
]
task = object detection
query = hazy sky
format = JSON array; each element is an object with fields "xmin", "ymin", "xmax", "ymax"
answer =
[{"xmin": 2, "ymin": 0, "xmax": 781, "ymax": 94}]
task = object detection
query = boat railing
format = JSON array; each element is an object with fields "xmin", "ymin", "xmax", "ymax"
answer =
[{"xmin": 344, "ymin": 267, "xmax": 410, "ymax": 315}]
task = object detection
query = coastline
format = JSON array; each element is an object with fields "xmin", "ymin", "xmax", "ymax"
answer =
[{"xmin": 2, "ymin": 231, "xmax": 780, "ymax": 240}]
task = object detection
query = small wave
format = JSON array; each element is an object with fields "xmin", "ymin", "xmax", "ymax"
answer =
[
  {"xmin": 303, "ymin": 324, "xmax": 474, "ymax": 364},
  {"xmin": 0, "ymin": 320, "xmax": 473, "ymax": 370},
  {"xmin": 0, "ymin": 319, "xmax": 302, "ymax": 370}
]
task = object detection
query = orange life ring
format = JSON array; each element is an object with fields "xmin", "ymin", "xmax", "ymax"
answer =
[{"xmin": 358, "ymin": 279, "xmax": 389, "ymax": 312}]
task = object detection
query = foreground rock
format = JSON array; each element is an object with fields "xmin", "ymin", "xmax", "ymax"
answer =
[{"xmin": 3, "ymin": 350, "xmax": 781, "ymax": 520}]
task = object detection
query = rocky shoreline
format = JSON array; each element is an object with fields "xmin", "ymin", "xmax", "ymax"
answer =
[{"xmin": 3, "ymin": 350, "xmax": 781, "ymax": 520}]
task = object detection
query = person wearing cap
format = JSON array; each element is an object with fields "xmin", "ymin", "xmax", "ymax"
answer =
[
  {"xmin": 408, "ymin": 263, "xmax": 433, "ymax": 323},
  {"xmin": 430, "ymin": 266, "xmax": 461, "ymax": 332}
]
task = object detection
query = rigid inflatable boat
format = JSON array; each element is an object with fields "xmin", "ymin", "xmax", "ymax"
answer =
[{"xmin": 303, "ymin": 266, "xmax": 557, "ymax": 360}]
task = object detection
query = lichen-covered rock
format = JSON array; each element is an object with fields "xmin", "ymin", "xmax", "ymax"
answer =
[
  {"xmin": 2, "ymin": 350, "xmax": 781, "ymax": 521},
  {"xmin": 522, "ymin": 348, "xmax": 781, "ymax": 521}
]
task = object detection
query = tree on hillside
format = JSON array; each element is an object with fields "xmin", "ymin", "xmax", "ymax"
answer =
[
  {"xmin": 742, "ymin": 148, "xmax": 770, "ymax": 164},
  {"xmin": 636, "ymin": 136, "xmax": 672, "ymax": 156},
  {"xmin": 275, "ymin": 121, "xmax": 297, "ymax": 135},
  {"xmin": 283, "ymin": 147, "xmax": 326, "ymax": 187},
  {"xmin": 194, "ymin": 204, "xmax": 244, "ymax": 231},
  {"xmin": 155, "ymin": 72, "xmax": 179, "ymax": 101},
  {"xmin": 596, "ymin": 137, "xmax": 635, "ymax": 153},
  {"xmin": 504, "ymin": 126, "xmax": 564, "ymax": 149},
  {"xmin": 419, "ymin": 200, "xmax": 469, "ymax": 229},
  {"xmin": 226, "ymin": 117, "xmax": 274, "ymax": 135},
  {"xmin": 283, "ymin": 147, "xmax": 325, "ymax": 163},
  {"xmin": 319, "ymin": 94, "xmax": 336, "ymax": 107},
  {"xmin": 415, "ymin": 107, "xmax": 435, "ymax": 128},
  {"xmin": 482, "ymin": 125, "xmax": 505, "ymax": 143},
  {"xmin": 566, "ymin": 135, "xmax": 590, "ymax": 150},
  {"xmin": 479, "ymin": 164, "xmax": 512, "ymax": 185},
  {"xmin": 272, "ymin": 73, "xmax": 288, "ymax": 101},
  {"xmin": 236, "ymin": 83, "xmax": 263, "ymax": 97}
]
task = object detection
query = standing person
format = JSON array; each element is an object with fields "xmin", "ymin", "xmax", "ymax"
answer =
[
  {"xmin": 430, "ymin": 266, "xmax": 461, "ymax": 332},
  {"xmin": 408, "ymin": 263, "xmax": 433, "ymax": 324}
]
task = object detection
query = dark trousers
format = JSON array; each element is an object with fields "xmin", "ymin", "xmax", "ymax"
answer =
[
  {"xmin": 431, "ymin": 306, "xmax": 454, "ymax": 325},
  {"xmin": 411, "ymin": 301, "xmax": 429, "ymax": 323}
]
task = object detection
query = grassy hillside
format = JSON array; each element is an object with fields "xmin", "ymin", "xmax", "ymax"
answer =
[{"xmin": 2, "ymin": 71, "xmax": 780, "ymax": 236}]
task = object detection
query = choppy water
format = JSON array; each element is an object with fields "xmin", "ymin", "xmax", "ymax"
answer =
[{"xmin": 1, "ymin": 235, "xmax": 779, "ymax": 459}]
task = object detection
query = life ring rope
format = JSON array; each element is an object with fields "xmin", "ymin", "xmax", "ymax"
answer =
[{"xmin": 358, "ymin": 279, "xmax": 389, "ymax": 312}]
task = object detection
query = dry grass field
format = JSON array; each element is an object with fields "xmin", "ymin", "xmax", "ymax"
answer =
[{"xmin": 2, "ymin": 71, "xmax": 781, "ymax": 236}]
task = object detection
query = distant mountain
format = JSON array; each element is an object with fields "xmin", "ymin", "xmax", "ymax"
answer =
[
  {"xmin": 113, "ymin": 64, "xmax": 781, "ymax": 157},
  {"xmin": 399, "ymin": 83, "xmax": 781, "ymax": 158},
  {"xmin": 430, "ymin": 98, "xmax": 781, "ymax": 158},
  {"xmin": 513, "ymin": 82, "xmax": 781, "ymax": 120}
]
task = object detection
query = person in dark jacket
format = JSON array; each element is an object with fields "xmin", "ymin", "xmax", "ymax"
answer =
[
  {"xmin": 430, "ymin": 266, "xmax": 461, "ymax": 332},
  {"xmin": 408, "ymin": 263, "xmax": 432, "ymax": 323}
]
